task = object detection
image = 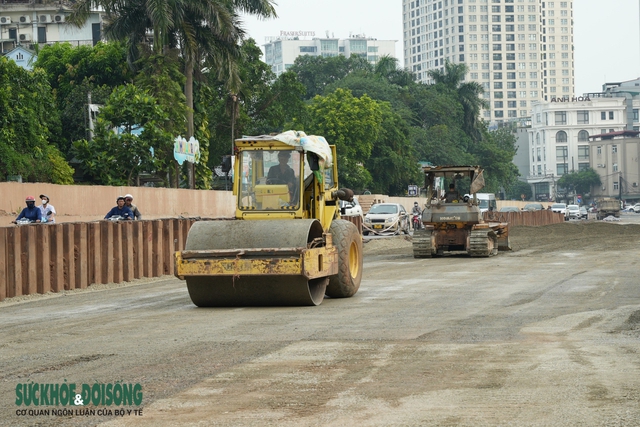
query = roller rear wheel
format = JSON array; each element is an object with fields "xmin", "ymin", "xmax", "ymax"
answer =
[{"xmin": 326, "ymin": 220, "xmax": 362, "ymax": 298}]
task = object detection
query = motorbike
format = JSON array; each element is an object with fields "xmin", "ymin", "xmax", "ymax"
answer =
[{"xmin": 412, "ymin": 212, "xmax": 422, "ymax": 231}]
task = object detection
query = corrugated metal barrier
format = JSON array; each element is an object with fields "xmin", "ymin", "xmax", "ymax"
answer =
[
  {"xmin": 483, "ymin": 210, "xmax": 566, "ymax": 226},
  {"xmin": 0, "ymin": 218, "xmax": 197, "ymax": 302}
]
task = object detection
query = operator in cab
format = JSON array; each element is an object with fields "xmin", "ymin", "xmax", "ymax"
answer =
[
  {"xmin": 442, "ymin": 183, "xmax": 460, "ymax": 203},
  {"xmin": 267, "ymin": 151, "xmax": 296, "ymax": 192}
]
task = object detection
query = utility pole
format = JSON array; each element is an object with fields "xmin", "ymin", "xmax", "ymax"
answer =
[{"xmin": 619, "ymin": 171, "xmax": 623, "ymax": 201}]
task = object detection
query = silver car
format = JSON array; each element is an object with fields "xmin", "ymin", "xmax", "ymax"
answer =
[
  {"xmin": 363, "ymin": 203, "xmax": 410, "ymax": 236},
  {"xmin": 565, "ymin": 204, "xmax": 580, "ymax": 220}
]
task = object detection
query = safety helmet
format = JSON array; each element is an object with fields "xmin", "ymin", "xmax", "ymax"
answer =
[
  {"xmin": 25, "ymin": 196, "xmax": 35, "ymax": 202},
  {"xmin": 414, "ymin": 201, "xmax": 418, "ymax": 205},
  {"xmin": 40, "ymin": 194, "xmax": 49, "ymax": 202},
  {"xmin": 124, "ymin": 194, "xmax": 133, "ymax": 200}
]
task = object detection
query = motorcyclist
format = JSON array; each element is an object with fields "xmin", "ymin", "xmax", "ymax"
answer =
[
  {"xmin": 411, "ymin": 202, "xmax": 422, "ymax": 215},
  {"xmin": 411, "ymin": 202, "xmax": 422, "ymax": 230},
  {"xmin": 12, "ymin": 196, "xmax": 41, "ymax": 224},
  {"xmin": 39, "ymin": 194, "xmax": 56, "ymax": 223},
  {"xmin": 104, "ymin": 196, "xmax": 133, "ymax": 220},
  {"xmin": 124, "ymin": 194, "xmax": 142, "ymax": 220}
]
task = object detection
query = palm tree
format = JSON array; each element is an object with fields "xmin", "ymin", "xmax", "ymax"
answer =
[
  {"xmin": 68, "ymin": 0, "xmax": 276, "ymax": 187},
  {"xmin": 428, "ymin": 61, "xmax": 488, "ymax": 143}
]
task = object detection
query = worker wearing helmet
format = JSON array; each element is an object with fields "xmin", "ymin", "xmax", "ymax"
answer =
[
  {"xmin": 123, "ymin": 194, "xmax": 142, "ymax": 220},
  {"xmin": 12, "ymin": 196, "xmax": 41, "ymax": 224},
  {"xmin": 104, "ymin": 196, "xmax": 133, "ymax": 220}
]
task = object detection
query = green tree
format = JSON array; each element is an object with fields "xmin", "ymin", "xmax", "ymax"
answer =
[
  {"xmin": 505, "ymin": 180, "xmax": 533, "ymax": 201},
  {"xmin": 365, "ymin": 103, "xmax": 421, "ymax": 195},
  {"xmin": 134, "ymin": 52, "xmax": 189, "ymax": 186},
  {"xmin": 33, "ymin": 42, "xmax": 133, "ymax": 156},
  {"xmin": 427, "ymin": 61, "xmax": 488, "ymax": 144},
  {"xmin": 471, "ymin": 127, "xmax": 520, "ymax": 192},
  {"xmin": 557, "ymin": 168, "xmax": 602, "ymax": 197},
  {"xmin": 72, "ymin": 84, "xmax": 171, "ymax": 186},
  {"xmin": 204, "ymin": 40, "xmax": 307, "ymax": 173},
  {"xmin": 289, "ymin": 54, "xmax": 373, "ymax": 99},
  {"xmin": 305, "ymin": 88, "xmax": 383, "ymax": 190},
  {"xmin": 69, "ymin": 0, "xmax": 277, "ymax": 187},
  {"xmin": 0, "ymin": 57, "xmax": 73, "ymax": 184}
]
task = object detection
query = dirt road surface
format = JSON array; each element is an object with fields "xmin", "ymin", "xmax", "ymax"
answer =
[{"xmin": 2, "ymin": 219, "xmax": 640, "ymax": 426}]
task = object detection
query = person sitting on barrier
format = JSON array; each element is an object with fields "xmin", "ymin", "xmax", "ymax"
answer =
[
  {"xmin": 38, "ymin": 194, "xmax": 56, "ymax": 223},
  {"xmin": 124, "ymin": 194, "xmax": 142, "ymax": 220},
  {"xmin": 12, "ymin": 196, "xmax": 42, "ymax": 224},
  {"xmin": 105, "ymin": 196, "xmax": 133, "ymax": 220},
  {"xmin": 442, "ymin": 183, "xmax": 460, "ymax": 203}
]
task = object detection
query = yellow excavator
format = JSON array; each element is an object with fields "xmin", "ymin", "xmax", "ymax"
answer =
[{"xmin": 174, "ymin": 131, "xmax": 363, "ymax": 306}]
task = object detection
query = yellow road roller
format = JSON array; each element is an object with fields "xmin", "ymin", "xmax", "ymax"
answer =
[{"xmin": 174, "ymin": 131, "xmax": 363, "ymax": 306}]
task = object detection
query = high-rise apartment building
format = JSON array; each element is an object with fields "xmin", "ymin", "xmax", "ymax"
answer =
[{"xmin": 402, "ymin": 0, "xmax": 574, "ymax": 123}]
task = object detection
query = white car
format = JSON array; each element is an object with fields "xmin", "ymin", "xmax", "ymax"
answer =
[
  {"xmin": 339, "ymin": 197, "xmax": 363, "ymax": 219},
  {"xmin": 363, "ymin": 203, "xmax": 410, "ymax": 236},
  {"xmin": 550, "ymin": 203, "xmax": 567, "ymax": 215},
  {"xmin": 632, "ymin": 203, "xmax": 640, "ymax": 213},
  {"xmin": 565, "ymin": 204, "xmax": 581, "ymax": 220}
]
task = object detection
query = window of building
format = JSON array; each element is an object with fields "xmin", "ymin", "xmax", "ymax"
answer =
[
  {"xmin": 613, "ymin": 163, "xmax": 618, "ymax": 172},
  {"xmin": 601, "ymin": 111, "xmax": 606, "ymax": 120},
  {"xmin": 609, "ymin": 111, "xmax": 614, "ymax": 120},
  {"xmin": 597, "ymin": 146, "xmax": 602, "ymax": 155},
  {"xmin": 556, "ymin": 163, "xmax": 568, "ymax": 175},
  {"xmin": 634, "ymin": 109, "xmax": 639, "ymax": 122},
  {"xmin": 578, "ymin": 145, "xmax": 589, "ymax": 161},
  {"xmin": 612, "ymin": 145, "xmax": 618, "ymax": 153},
  {"xmin": 556, "ymin": 130, "xmax": 567, "ymax": 142},
  {"xmin": 555, "ymin": 111, "xmax": 567, "ymax": 125},
  {"xmin": 614, "ymin": 181, "xmax": 619, "ymax": 190},
  {"xmin": 577, "ymin": 110, "xmax": 589, "ymax": 124},
  {"xmin": 578, "ymin": 130, "xmax": 589, "ymax": 142}
]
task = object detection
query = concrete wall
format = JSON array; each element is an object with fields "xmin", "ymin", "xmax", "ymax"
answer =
[{"xmin": 1, "ymin": 183, "xmax": 235, "ymax": 223}]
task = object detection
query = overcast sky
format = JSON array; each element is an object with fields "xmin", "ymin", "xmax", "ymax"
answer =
[{"xmin": 242, "ymin": 0, "xmax": 640, "ymax": 96}]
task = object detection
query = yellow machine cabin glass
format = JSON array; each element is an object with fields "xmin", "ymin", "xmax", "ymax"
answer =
[{"xmin": 238, "ymin": 149, "xmax": 304, "ymax": 211}]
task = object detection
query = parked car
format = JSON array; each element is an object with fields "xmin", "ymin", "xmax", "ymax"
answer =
[
  {"xmin": 633, "ymin": 203, "xmax": 640, "ymax": 213},
  {"xmin": 363, "ymin": 203, "xmax": 410, "ymax": 236},
  {"xmin": 579, "ymin": 206, "xmax": 588, "ymax": 219},
  {"xmin": 523, "ymin": 202, "xmax": 545, "ymax": 211},
  {"xmin": 499, "ymin": 206, "xmax": 521, "ymax": 212},
  {"xmin": 550, "ymin": 203, "xmax": 567, "ymax": 215},
  {"xmin": 339, "ymin": 197, "xmax": 363, "ymax": 219},
  {"xmin": 565, "ymin": 204, "xmax": 581, "ymax": 220}
]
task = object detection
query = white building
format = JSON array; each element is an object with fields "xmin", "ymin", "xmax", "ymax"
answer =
[
  {"xmin": 0, "ymin": 1, "xmax": 102, "ymax": 53},
  {"xmin": 263, "ymin": 34, "xmax": 397, "ymax": 76},
  {"xmin": 402, "ymin": 0, "xmax": 574, "ymax": 123},
  {"xmin": 525, "ymin": 96, "xmax": 638, "ymax": 200}
]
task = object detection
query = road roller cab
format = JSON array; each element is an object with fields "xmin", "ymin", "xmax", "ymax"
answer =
[{"xmin": 174, "ymin": 131, "xmax": 363, "ymax": 307}]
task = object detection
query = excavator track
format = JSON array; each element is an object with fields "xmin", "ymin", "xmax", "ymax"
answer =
[
  {"xmin": 469, "ymin": 229, "xmax": 498, "ymax": 257},
  {"xmin": 412, "ymin": 229, "xmax": 435, "ymax": 258}
]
